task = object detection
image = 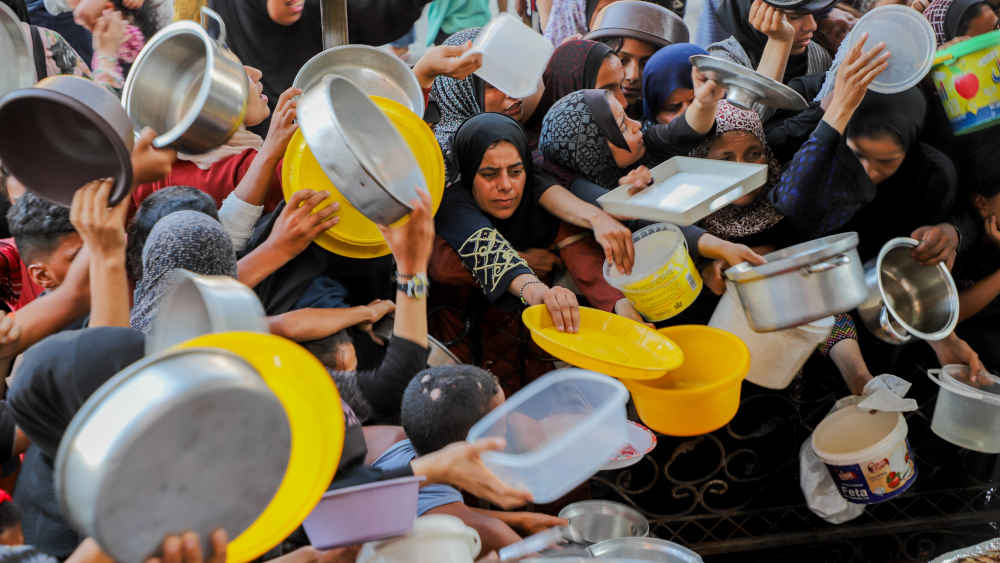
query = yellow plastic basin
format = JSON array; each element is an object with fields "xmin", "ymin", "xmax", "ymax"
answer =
[
  {"xmin": 521, "ymin": 305, "xmax": 683, "ymax": 380},
  {"xmin": 627, "ymin": 325, "xmax": 750, "ymax": 437},
  {"xmin": 282, "ymin": 95, "xmax": 445, "ymax": 257},
  {"xmin": 174, "ymin": 332, "xmax": 345, "ymax": 563}
]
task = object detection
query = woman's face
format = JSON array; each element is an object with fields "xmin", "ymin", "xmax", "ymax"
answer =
[
  {"xmin": 472, "ymin": 141, "xmax": 527, "ymax": 220},
  {"xmin": 607, "ymin": 94, "xmax": 646, "ymax": 167},
  {"xmin": 595, "ymin": 54, "xmax": 627, "ymax": 109},
  {"xmin": 846, "ymin": 134, "xmax": 906, "ymax": 185},
  {"xmin": 267, "ymin": 0, "xmax": 305, "ymax": 25},
  {"xmin": 244, "ymin": 66, "xmax": 271, "ymax": 127},
  {"xmin": 706, "ymin": 131, "xmax": 768, "ymax": 206},
  {"xmin": 656, "ymin": 88, "xmax": 695, "ymax": 125},
  {"xmin": 785, "ymin": 12, "xmax": 818, "ymax": 54},
  {"xmin": 964, "ymin": 4, "xmax": 999, "ymax": 36},
  {"xmin": 484, "ymin": 85, "xmax": 526, "ymax": 123}
]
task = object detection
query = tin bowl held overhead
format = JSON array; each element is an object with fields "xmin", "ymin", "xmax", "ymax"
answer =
[
  {"xmin": 122, "ymin": 7, "xmax": 248, "ymax": 154},
  {"xmin": 0, "ymin": 75, "xmax": 133, "ymax": 206},
  {"xmin": 297, "ymin": 75, "xmax": 427, "ymax": 225}
]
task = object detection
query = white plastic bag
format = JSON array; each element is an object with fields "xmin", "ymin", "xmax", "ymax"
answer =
[{"xmin": 799, "ymin": 396, "xmax": 866, "ymax": 524}]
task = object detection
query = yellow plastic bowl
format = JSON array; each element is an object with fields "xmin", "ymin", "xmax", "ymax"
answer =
[
  {"xmin": 521, "ymin": 305, "xmax": 683, "ymax": 380},
  {"xmin": 626, "ymin": 326, "xmax": 750, "ymax": 437},
  {"xmin": 282, "ymin": 95, "xmax": 445, "ymax": 256},
  {"xmin": 174, "ymin": 332, "xmax": 345, "ymax": 563}
]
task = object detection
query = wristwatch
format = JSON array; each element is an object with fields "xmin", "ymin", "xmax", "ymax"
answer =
[{"xmin": 397, "ymin": 272, "xmax": 430, "ymax": 299}]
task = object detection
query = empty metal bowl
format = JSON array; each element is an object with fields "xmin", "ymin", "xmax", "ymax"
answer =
[
  {"xmin": 588, "ymin": 538, "xmax": 704, "ymax": 562},
  {"xmin": 56, "ymin": 348, "xmax": 291, "ymax": 563},
  {"xmin": 559, "ymin": 501, "xmax": 649, "ymax": 544},
  {"xmin": 585, "ymin": 0, "xmax": 689, "ymax": 47}
]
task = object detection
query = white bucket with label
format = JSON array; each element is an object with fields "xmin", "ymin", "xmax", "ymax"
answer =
[
  {"xmin": 603, "ymin": 223, "xmax": 702, "ymax": 322},
  {"xmin": 709, "ymin": 286, "xmax": 833, "ymax": 389},
  {"xmin": 812, "ymin": 405, "xmax": 916, "ymax": 504}
]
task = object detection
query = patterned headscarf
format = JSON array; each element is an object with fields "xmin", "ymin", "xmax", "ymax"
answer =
[
  {"xmin": 689, "ymin": 102, "xmax": 784, "ymax": 240},
  {"xmin": 430, "ymin": 27, "xmax": 484, "ymax": 182},
  {"xmin": 924, "ymin": 0, "xmax": 987, "ymax": 45},
  {"xmin": 539, "ymin": 89, "xmax": 630, "ymax": 188},
  {"xmin": 130, "ymin": 210, "xmax": 238, "ymax": 333}
]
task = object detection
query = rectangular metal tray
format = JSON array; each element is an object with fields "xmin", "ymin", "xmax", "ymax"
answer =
[{"xmin": 597, "ymin": 156, "xmax": 768, "ymax": 226}]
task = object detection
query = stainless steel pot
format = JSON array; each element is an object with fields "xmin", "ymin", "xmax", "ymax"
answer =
[
  {"xmin": 724, "ymin": 232, "xmax": 868, "ymax": 332},
  {"xmin": 55, "ymin": 347, "xmax": 291, "ymax": 563},
  {"xmin": 298, "ymin": 74, "xmax": 426, "ymax": 225},
  {"xmin": 588, "ymin": 538, "xmax": 704, "ymax": 562},
  {"xmin": 146, "ymin": 270, "xmax": 268, "ymax": 355},
  {"xmin": 293, "ymin": 45, "xmax": 424, "ymax": 116},
  {"xmin": 122, "ymin": 7, "xmax": 248, "ymax": 153},
  {"xmin": 559, "ymin": 501, "xmax": 648, "ymax": 544},
  {"xmin": 857, "ymin": 237, "xmax": 959, "ymax": 344},
  {"xmin": 0, "ymin": 1, "xmax": 34, "ymax": 97},
  {"xmin": 0, "ymin": 75, "xmax": 134, "ymax": 206}
]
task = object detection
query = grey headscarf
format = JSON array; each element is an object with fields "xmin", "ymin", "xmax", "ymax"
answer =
[
  {"xmin": 430, "ymin": 28, "xmax": 483, "ymax": 184},
  {"xmin": 130, "ymin": 210, "xmax": 238, "ymax": 333}
]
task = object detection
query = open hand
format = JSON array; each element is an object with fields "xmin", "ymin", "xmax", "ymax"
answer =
[
  {"xmin": 590, "ymin": 212, "xmax": 634, "ymax": 275},
  {"xmin": 93, "ymin": 8, "xmax": 126, "ymax": 57},
  {"xmin": 749, "ymin": 0, "xmax": 795, "ymax": 42},
  {"xmin": 267, "ymin": 190, "xmax": 340, "ymax": 259},
  {"xmin": 410, "ymin": 438, "xmax": 533, "ymax": 509},
  {"xmin": 261, "ymin": 87, "xmax": 302, "ymax": 160},
  {"xmin": 929, "ymin": 333, "xmax": 990, "ymax": 386},
  {"xmin": 414, "ymin": 42, "xmax": 483, "ymax": 89},
  {"xmin": 825, "ymin": 33, "xmax": 889, "ymax": 132},
  {"xmin": 70, "ymin": 178, "xmax": 129, "ymax": 257},
  {"xmin": 507, "ymin": 512, "xmax": 569, "ymax": 536}
]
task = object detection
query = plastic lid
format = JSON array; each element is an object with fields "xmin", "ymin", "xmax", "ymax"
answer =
[
  {"xmin": 935, "ymin": 29, "xmax": 1000, "ymax": 62},
  {"xmin": 849, "ymin": 5, "xmax": 936, "ymax": 94}
]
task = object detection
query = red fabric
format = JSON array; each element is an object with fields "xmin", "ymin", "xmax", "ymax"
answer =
[
  {"xmin": 554, "ymin": 222, "xmax": 623, "ymax": 312},
  {"xmin": 132, "ymin": 149, "xmax": 284, "ymax": 212},
  {"xmin": 0, "ymin": 239, "xmax": 43, "ymax": 312}
]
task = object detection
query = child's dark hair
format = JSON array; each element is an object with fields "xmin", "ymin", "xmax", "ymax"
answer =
[
  {"xmin": 127, "ymin": 186, "xmax": 219, "ymax": 283},
  {"xmin": 301, "ymin": 331, "xmax": 354, "ymax": 370},
  {"xmin": 401, "ymin": 365, "xmax": 500, "ymax": 455},
  {"xmin": 6, "ymin": 193, "xmax": 75, "ymax": 264}
]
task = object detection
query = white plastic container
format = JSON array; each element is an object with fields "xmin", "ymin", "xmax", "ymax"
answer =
[
  {"xmin": 847, "ymin": 5, "xmax": 935, "ymax": 94},
  {"xmin": 357, "ymin": 515, "xmax": 481, "ymax": 563},
  {"xmin": 468, "ymin": 13, "xmax": 554, "ymax": 99},
  {"xmin": 597, "ymin": 156, "xmax": 767, "ymax": 225},
  {"xmin": 812, "ymin": 405, "xmax": 916, "ymax": 504},
  {"xmin": 709, "ymin": 285, "xmax": 833, "ymax": 389},
  {"xmin": 466, "ymin": 369, "xmax": 628, "ymax": 503},
  {"xmin": 928, "ymin": 365, "xmax": 1000, "ymax": 454}
]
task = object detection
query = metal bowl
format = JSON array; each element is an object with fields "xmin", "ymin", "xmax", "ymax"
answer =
[
  {"xmin": 0, "ymin": 2, "xmax": 34, "ymax": 98},
  {"xmin": 588, "ymin": 538, "xmax": 704, "ymax": 562},
  {"xmin": 0, "ymin": 75, "xmax": 134, "ymax": 206},
  {"xmin": 293, "ymin": 44, "xmax": 424, "ymax": 116},
  {"xmin": 690, "ymin": 55, "xmax": 807, "ymax": 111},
  {"xmin": 858, "ymin": 237, "xmax": 959, "ymax": 344},
  {"xmin": 297, "ymin": 74, "xmax": 426, "ymax": 225},
  {"xmin": 559, "ymin": 501, "xmax": 649, "ymax": 544},
  {"xmin": 55, "ymin": 348, "xmax": 291, "ymax": 563},
  {"xmin": 585, "ymin": 0, "xmax": 689, "ymax": 47},
  {"xmin": 146, "ymin": 269, "xmax": 269, "ymax": 355}
]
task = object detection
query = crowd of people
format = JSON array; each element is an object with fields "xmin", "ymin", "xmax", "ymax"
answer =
[{"xmin": 0, "ymin": 0, "xmax": 999, "ymax": 559}]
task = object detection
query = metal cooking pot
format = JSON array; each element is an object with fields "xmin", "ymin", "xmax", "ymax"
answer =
[
  {"xmin": 588, "ymin": 537, "xmax": 704, "ymax": 562},
  {"xmin": 297, "ymin": 74, "xmax": 426, "ymax": 225},
  {"xmin": 293, "ymin": 44, "xmax": 424, "ymax": 116},
  {"xmin": 146, "ymin": 270, "xmax": 268, "ymax": 355},
  {"xmin": 724, "ymin": 232, "xmax": 868, "ymax": 332},
  {"xmin": 56, "ymin": 347, "xmax": 291, "ymax": 563},
  {"xmin": 559, "ymin": 501, "xmax": 649, "ymax": 544},
  {"xmin": 0, "ymin": 75, "xmax": 133, "ymax": 206},
  {"xmin": 857, "ymin": 237, "xmax": 959, "ymax": 344},
  {"xmin": 0, "ymin": 1, "xmax": 34, "ymax": 98},
  {"xmin": 123, "ymin": 7, "xmax": 248, "ymax": 154},
  {"xmin": 584, "ymin": 0, "xmax": 689, "ymax": 47}
]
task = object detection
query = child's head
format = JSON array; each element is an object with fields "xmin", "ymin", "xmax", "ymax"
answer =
[
  {"xmin": 401, "ymin": 365, "xmax": 504, "ymax": 456},
  {"xmin": 0, "ymin": 492, "xmax": 23, "ymax": 546},
  {"xmin": 302, "ymin": 331, "xmax": 357, "ymax": 372},
  {"xmin": 7, "ymin": 193, "xmax": 80, "ymax": 289},
  {"xmin": 127, "ymin": 186, "xmax": 219, "ymax": 283}
]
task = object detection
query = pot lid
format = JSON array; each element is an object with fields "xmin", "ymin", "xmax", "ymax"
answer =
[
  {"xmin": 848, "ymin": 5, "xmax": 936, "ymax": 94},
  {"xmin": 690, "ymin": 55, "xmax": 807, "ymax": 111},
  {"xmin": 725, "ymin": 232, "xmax": 859, "ymax": 282},
  {"xmin": 0, "ymin": 2, "xmax": 34, "ymax": 99}
]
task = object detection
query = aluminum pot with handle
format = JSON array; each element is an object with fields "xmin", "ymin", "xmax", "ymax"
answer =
[
  {"xmin": 297, "ymin": 74, "xmax": 426, "ymax": 225},
  {"xmin": 122, "ymin": 7, "xmax": 248, "ymax": 154},
  {"xmin": 857, "ymin": 237, "xmax": 959, "ymax": 344},
  {"xmin": 724, "ymin": 232, "xmax": 867, "ymax": 332}
]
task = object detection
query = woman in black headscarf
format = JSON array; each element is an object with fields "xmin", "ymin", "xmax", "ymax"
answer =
[{"xmin": 9, "ymin": 327, "xmax": 145, "ymax": 558}]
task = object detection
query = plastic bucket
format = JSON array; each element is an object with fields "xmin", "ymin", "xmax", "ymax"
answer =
[
  {"xmin": 812, "ymin": 405, "xmax": 916, "ymax": 504},
  {"xmin": 931, "ymin": 30, "xmax": 1000, "ymax": 135},
  {"xmin": 709, "ymin": 285, "xmax": 833, "ymax": 389},
  {"xmin": 624, "ymin": 326, "xmax": 749, "ymax": 436},
  {"xmin": 604, "ymin": 223, "xmax": 702, "ymax": 322},
  {"xmin": 928, "ymin": 365, "xmax": 1000, "ymax": 454}
]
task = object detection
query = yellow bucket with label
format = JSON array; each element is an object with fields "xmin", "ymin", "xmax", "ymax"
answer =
[
  {"xmin": 931, "ymin": 30, "xmax": 1000, "ymax": 135},
  {"xmin": 604, "ymin": 223, "xmax": 702, "ymax": 322}
]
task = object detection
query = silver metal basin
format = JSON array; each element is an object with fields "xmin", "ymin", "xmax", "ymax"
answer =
[{"xmin": 559, "ymin": 501, "xmax": 649, "ymax": 544}]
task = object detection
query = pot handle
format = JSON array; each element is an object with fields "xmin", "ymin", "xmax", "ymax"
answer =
[
  {"xmin": 497, "ymin": 527, "xmax": 567, "ymax": 561},
  {"xmin": 800, "ymin": 254, "xmax": 851, "ymax": 275},
  {"xmin": 880, "ymin": 307, "xmax": 911, "ymax": 343},
  {"xmin": 200, "ymin": 7, "xmax": 227, "ymax": 45}
]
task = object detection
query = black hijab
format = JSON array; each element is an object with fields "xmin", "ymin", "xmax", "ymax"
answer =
[
  {"xmin": 0, "ymin": 0, "xmax": 28, "ymax": 22},
  {"xmin": 845, "ymin": 89, "xmax": 926, "ymax": 153},
  {"xmin": 717, "ymin": 0, "xmax": 809, "ymax": 81}
]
